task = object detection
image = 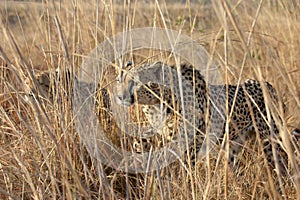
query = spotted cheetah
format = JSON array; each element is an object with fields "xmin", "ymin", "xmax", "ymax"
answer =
[
  {"xmin": 116, "ymin": 61, "xmax": 289, "ymax": 171},
  {"xmin": 25, "ymin": 64, "xmax": 297, "ymax": 173}
]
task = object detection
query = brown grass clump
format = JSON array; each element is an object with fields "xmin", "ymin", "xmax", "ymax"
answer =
[{"xmin": 0, "ymin": 0, "xmax": 299, "ymax": 199}]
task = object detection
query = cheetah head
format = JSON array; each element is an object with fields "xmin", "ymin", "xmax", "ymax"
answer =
[{"xmin": 116, "ymin": 62, "xmax": 168, "ymax": 106}]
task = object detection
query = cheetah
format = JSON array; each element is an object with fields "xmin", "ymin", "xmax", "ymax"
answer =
[
  {"xmin": 24, "ymin": 68, "xmax": 113, "ymax": 118},
  {"xmin": 25, "ymin": 64, "xmax": 297, "ymax": 173},
  {"xmin": 24, "ymin": 68, "xmax": 72, "ymax": 102},
  {"xmin": 116, "ymin": 61, "xmax": 289, "ymax": 171}
]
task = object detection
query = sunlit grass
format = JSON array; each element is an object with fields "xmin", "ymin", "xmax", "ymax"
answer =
[{"xmin": 0, "ymin": 0, "xmax": 299, "ymax": 199}]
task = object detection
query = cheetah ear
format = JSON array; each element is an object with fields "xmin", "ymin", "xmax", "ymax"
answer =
[
  {"xmin": 147, "ymin": 81, "xmax": 159, "ymax": 88},
  {"xmin": 154, "ymin": 61, "xmax": 163, "ymax": 66},
  {"xmin": 153, "ymin": 62, "xmax": 164, "ymax": 80}
]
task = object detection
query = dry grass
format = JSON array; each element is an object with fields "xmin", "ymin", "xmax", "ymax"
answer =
[{"xmin": 0, "ymin": 0, "xmax": 300, "ymax": 199}]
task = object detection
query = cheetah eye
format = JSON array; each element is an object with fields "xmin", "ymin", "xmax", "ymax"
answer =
[{"xmin": 126, "ymin": 61, "xmax": 133, "ymax": 67}]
